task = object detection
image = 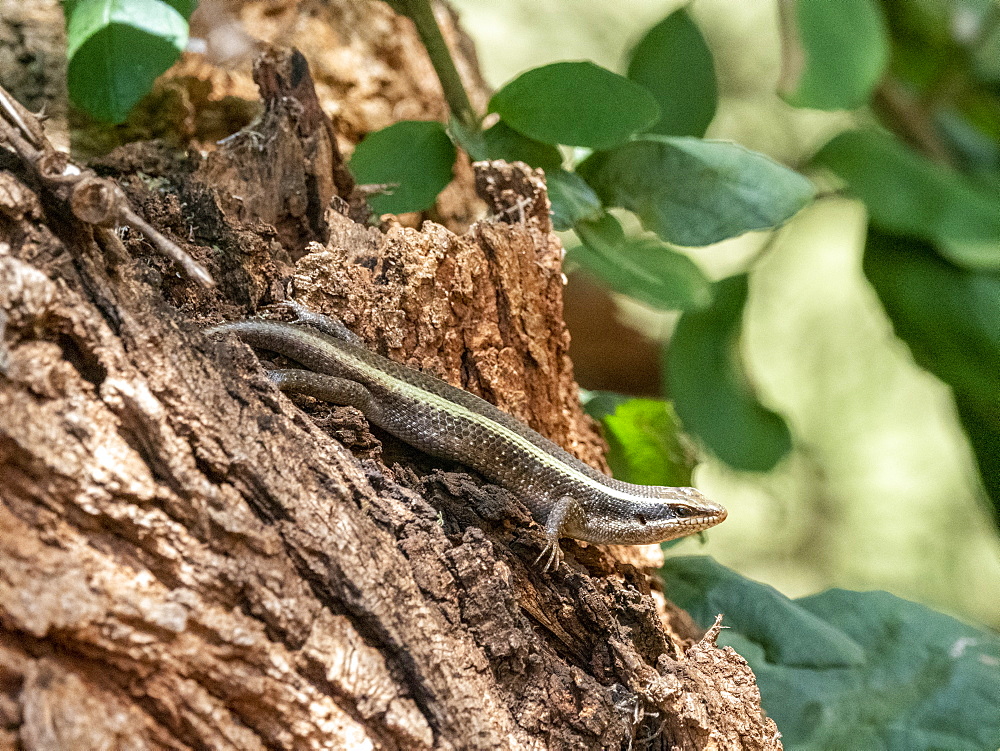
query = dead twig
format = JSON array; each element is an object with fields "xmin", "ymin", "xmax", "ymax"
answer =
[{"xmin": 0, "ymin": 85, "xmax": 215, "ymax": 288}]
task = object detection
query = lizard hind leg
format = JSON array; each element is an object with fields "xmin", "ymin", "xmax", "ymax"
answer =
[
  {"xmin": 532, "ymin": 495, "xmax": 579, "ymax": 572},
  {"xmin": 533, "ymin": 539, "xmax": 563, "ymax": 573},
  {"xmin": 267, "ymin": 368, "xmax": 383, "ymax": 423}
]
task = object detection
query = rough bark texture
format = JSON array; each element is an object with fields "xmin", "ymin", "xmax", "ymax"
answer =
[{"xmin": 0, "ymin": 5, "xmax": 780, "ymax": 750}]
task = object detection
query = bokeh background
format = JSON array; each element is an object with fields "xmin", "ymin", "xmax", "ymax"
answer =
[{"xmin": 452, "ymin": 0, "xmax": 1000, "ymax": 629}]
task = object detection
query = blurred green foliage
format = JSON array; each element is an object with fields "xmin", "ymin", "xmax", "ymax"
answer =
[
  {"xmin": 583, "ymin": 394, "xmax": 694, "ymax": 487},
  {"xmin": 814, "ymin": 129, "xmax": 1000, "ymax": 268},
  {"xmin": 780, "ymin": 0, "xmax": 889, "ymax": 109}
]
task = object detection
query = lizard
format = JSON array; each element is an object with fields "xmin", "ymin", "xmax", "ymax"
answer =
[{"xmin": 207, "ymin": 304, "xmax": 727, "ymax": 569}]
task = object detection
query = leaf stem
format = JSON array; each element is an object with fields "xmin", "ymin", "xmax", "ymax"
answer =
[{"xmin": 396, "ymin": 0, "xmax": 480, "ymax": 133}]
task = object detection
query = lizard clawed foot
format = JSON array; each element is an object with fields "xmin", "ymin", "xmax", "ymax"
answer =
[{"xmin": 533, "ymin": 538, "xmax": 563, "ymax": 572}]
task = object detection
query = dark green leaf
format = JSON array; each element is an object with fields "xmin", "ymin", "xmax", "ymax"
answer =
[
  {"xmin": 580, "ymin": 390, "xmax": 631, "ymax": 422},
  {"xmin": 665, "ymin": 274, "xmax": 791, "ymax": 471},
  {"xmin": 779, "ymin": 0, "xmax": 889, "ymax": 110},
  {"xmin": 578, "ymin": 136, "xmax": 814, "ymax": 246},
  {"xmin": 482, "ymin": 119, "xmax": 563, "ymax": 172},
  {"xmin": 882, "ymin": 0, "xmax": 968, "ymax": 93},
  {"xmin": 954, "ymin": 396, "xmax": 1000, "ymax": 527},
  {"xmin": 66, "ymin": 0, "xmax": 188, "ymax": 123},
  {"xmin": 863, "ymin": 230, "xmax": 1000, "ymax": 399},
  {"xmin": 936, "ymin": 109, "xmax": 1000, "ymax": 178},
  {"xmin": 349, "ymin": 120, "xmax": 456, "ymax": 214},
  {"xmin": 161, "ymin": 0, "xmax": 196, "ymax": 19},
  {"xmin": 600, "ymin": 399, "xmax": 693, "ymax": 487},
  {"xmin": 488, "ymin": 62, "xmax": 660, "ymax": 149},
  {"xmin": 448, "ymin": 115, "xmax": 487, "ymax": 162},
  {"xmin": 863, "ymin": 230, "xmax": 1000, "ymax": 524},
  {"xmin": 570, "ymin": 212, "xmax": 713, "ymax": 311},
  {"xmin": 627, "ymin": 9, "xmax": 717, "ymax": 137},
  {"xmin": 814, "ymin": 129, "xmax": 1000, "ymax": 269},
  {"xmin": 663, "ymin": 556, "xmax": 865, "ymax": 667},
  {"xmin": 546, "ymin": 169, "xmax": 602, "ymax": 230},
  {"xmin": 662, "ymin": 556, "xmax": 1000, "ymax": 751}
]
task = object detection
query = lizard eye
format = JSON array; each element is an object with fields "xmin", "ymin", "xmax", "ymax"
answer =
[{"xmin": 673, "ymin": 506, "xmax": 696, "ymax": 518}]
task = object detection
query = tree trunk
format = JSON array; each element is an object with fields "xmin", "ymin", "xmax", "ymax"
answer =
[{"xmin": 0, "ymin": 4, "xmax": 780, "ymax": 749}]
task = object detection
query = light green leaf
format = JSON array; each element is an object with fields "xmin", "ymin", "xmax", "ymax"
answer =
[
  {"xmin": 349, "ymin": 120, "xmax": 456, "ymax": 215},
  {"xmin": 814, "ymin": 129, "xmax": 1000, "ymax": 269},
  {"xmin": 578, "ymin": 136, "xmax": 815, "ymax": 246},
  {"xmin": 571, "ymin": 212, "xmax": 713, "ymax": 311},
  {"xmin": 779, "ymin": 0, "xmax": 889, "ymax": 110},
  {"xmin": 488, "ymin": 62, "xmax": 660, "ymax": 149},
  {"xmin": 665, "ymin": 274, "xmax": 791, "ymax": 472},
  {"xmin": 662, "ymin": 556, "xmax": 1000, "ymax": 751},
  {"xmin": 599, "ymin": 399, "xmax": 694, "ymax": 487},
  {"xmin": 66, "ymin": 0, "xmax": 188, "ymax": 123},
  {"xmin": 627, "ymin": 9, "xmax": 717, "ymax": 137}
]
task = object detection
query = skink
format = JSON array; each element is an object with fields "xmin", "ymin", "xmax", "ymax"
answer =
[{"xmin": 208, "ymin": 306, "xmax": 727, "ymax": 568}]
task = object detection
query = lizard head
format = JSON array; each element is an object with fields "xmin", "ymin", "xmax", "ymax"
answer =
[
  {"xmin": 639, "ymin": 486, "xmax": 727, "ymax": 542},
  {"xmin": 599, "ymin": 486, "xmax": 728, "ymax": 546}
]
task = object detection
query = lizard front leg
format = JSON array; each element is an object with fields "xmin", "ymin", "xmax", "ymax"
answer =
[{"xmin": 534, "ymin": 495, "xmax": 583, "ymax": 572}]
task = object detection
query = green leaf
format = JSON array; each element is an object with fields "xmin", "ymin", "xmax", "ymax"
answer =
[
  {"xmin": 448, "ymin": 115, "xmax": 487, "ymax": 162},
  {"xmin": 349, "ymin": 120, "xmax": 456, "ymax": 214},
  {"xmin": 580, "ymin": 390, "xmax": 631, "ymax": 422},
  {"xmin": 488, "ymin": 62, "xmax": 660, "ymax": 149},
  {"xmin": 665, "ymin": 274, "xmax": 791, "ymax": 472},
  {"xmin": 971, "ymin": 5, "xmax": 1000, "ymax": 83},
  {"xmin": 663, "ymin": 557, "xmax": 865, "ymax": 668},
  {"xmin": 663, "ymin": 556, "xmax": 1000, "ymax": 751},
  {"xmin": 863, "ymin": 230, "xmax": 1000, "ymax": 524},
  {"xmin": 578, "ymin": 136, "xmax": 815, "ymax": 247},
  {"xmin": 627, "ymin": 9, "xmax": 717, "ymax": 137},
  {"xmin": 881, "ymin": 0, "xmax": 967, "ymax": 93},
  {"xmin": 814, "ymin": 129, "xmax": 1000, "ymax": 269},
  {"xmin": 65, "ymin": 0, "xmax": 188, "ymax": 123},
  {"xmin": 545, "ymin": 169, "xmax": 603, "ymax": 230},
  {"xmin": 779, "ymin": 0, "xmax": 889, "ymax": 110},
  {"xmin": 160, "ymin": 0, "xmax": 195, "ymax": 19},
  {"xmin": 599, "ymin": 399, "xmax": 694, "ymax": 487},
  {"xmin": 482, "ymin": 119, "xmax": 563, "ymax": 172},
  {"xmin": 64, "ymin": 0, "xmax": 195, "ymax": 22},
  {"xmin": 571, "ymin": 212, "xmax": 713, "ymax": 311},
  {"xmin": 953, "ymin": 396, "xmax": 1000, "ymax": 528}
]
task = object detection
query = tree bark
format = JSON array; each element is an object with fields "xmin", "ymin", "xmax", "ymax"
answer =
[{"xmin": 0, "ymin": 6, "xmax": 780, "ymax": 750}]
